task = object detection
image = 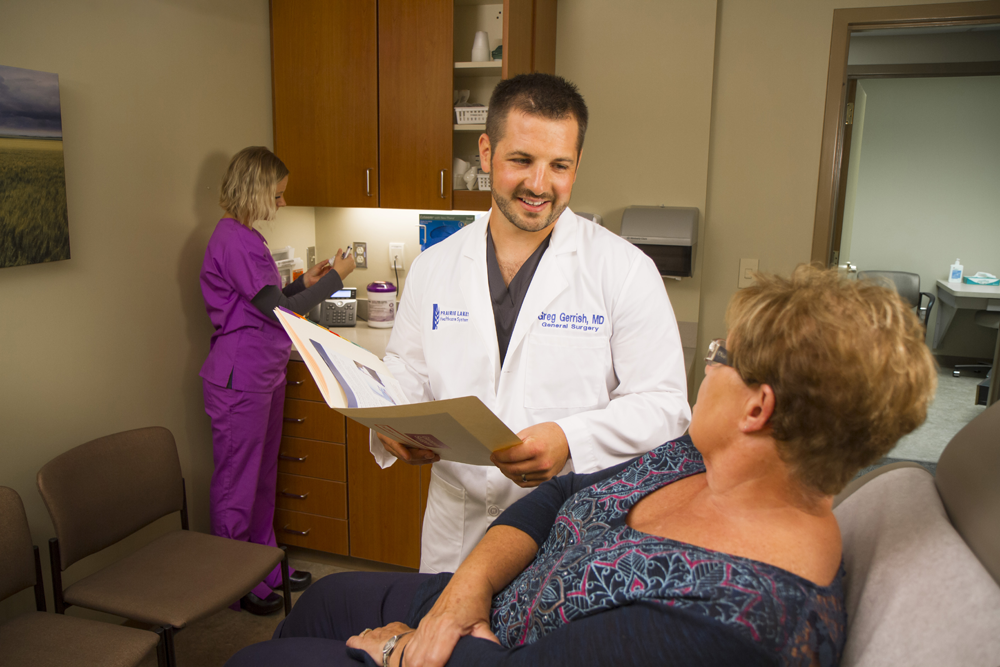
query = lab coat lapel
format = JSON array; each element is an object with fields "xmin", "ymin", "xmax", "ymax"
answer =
[
  {"xmin": 459, "ymin": 219, "xmax": 502, "ymax": 383},
  {"xmin": 504, "ymin": 209, "xmax": 577, "ymax": 366}
]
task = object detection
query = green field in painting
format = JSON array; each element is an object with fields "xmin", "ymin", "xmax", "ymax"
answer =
[{"xmin": 0, "ymin": 137, "xmax": 70, "ymax": 268}]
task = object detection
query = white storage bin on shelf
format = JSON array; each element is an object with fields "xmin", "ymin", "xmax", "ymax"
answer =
[
  {"xmin": 455, "ymin": 106, "xmax": 489, "ymax": 125},
  {"xmin": 477, "ymin": 173, "xmax": 491, "ymax": 190}
]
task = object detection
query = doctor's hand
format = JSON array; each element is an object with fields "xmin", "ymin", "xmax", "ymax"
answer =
[
  {"xmin": 302, "ymin": 259, "xmax": 331, "ymax": 288},
  {"xmin": 376, "ymin": 432, "xmax": 440, "ymax": 466},
  {"xmin": 491, "ymin": 422, "xmax": 570, "ymax": 488}
]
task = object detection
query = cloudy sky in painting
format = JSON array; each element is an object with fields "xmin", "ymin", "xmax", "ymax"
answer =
[{"xmin": 0, "ymin": 65, "xmax": 63, "ymax": 139}]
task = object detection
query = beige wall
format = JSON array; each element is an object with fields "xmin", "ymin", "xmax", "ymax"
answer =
[
  {"xmin": 0, "ymin": 0, "xmax": 273, "ymax": 621},
  {"xmin": 554, "ymin": 0, "xmax": 719, "ymax": 336}
]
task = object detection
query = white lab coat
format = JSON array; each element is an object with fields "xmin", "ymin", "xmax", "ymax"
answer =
[{"xmin": 371, "ymin": 208, "xmax": 691, "ymax": 573}]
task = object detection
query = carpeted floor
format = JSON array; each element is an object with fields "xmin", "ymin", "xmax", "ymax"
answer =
[{"xmin": 136, "ymin": 550, "xmax": 413, "ymax": 667}]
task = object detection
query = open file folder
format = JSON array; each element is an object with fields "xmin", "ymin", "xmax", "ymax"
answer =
[{"xmin": 275, "ymin": 307, "xmax": 520, "ymax": 466}]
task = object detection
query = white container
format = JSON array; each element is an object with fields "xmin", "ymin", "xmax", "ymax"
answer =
[
  {"xmin": 367, "ymin": 281, "xmax": 397, "ymax": 328},
  {"xmin": 949, "ymin": 259, "xmax": 964, "ymax": 283},
  {"xmin": 477, "ymin": 172, "xmax": 491, "ymax": 191},
  {"xmin": 471, "ymin": 31, "xmax": 491, "ymax": 62}
]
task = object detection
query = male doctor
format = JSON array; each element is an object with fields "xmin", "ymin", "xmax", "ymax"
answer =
[{"xmin": 372, "ymin": 73, "xmax": 691, "ymax": 573}]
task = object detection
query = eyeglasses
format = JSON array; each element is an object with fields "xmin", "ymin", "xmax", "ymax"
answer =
[{"xmin": 705, "ymin": 338, "xmax": 730, "ymax": 367}]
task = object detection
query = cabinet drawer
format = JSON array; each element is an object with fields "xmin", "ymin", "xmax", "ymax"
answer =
[
  {"xmin": 274, "ymin": 508, "xmax": 349, "ymax": 555},
  {"xmin": 285, "ymin": 361, "xmax": 324, "ymax": 402},
  {"xmin": 283, "ymin": 398, "xmax": 346, "ymax": 443},
  {"xmin": 278, "ymin": 437, "xmax": 346, "ymax": 482},
  {"xmin": 276, "ymin": 473, "xmax": 347, "ymax": 519}
]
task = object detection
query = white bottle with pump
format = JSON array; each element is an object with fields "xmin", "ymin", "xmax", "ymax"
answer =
[{"xmin": 949, "ymin": 259, "xmax": 964, "ymax": 283}]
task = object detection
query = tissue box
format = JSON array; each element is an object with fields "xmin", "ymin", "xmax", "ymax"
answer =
[{"xmin": 964, "ymin": 275, "xmax": 1000, "ymax": 286}]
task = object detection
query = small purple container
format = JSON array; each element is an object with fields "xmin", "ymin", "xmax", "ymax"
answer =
[{"xmin": 367, "ymin": 281, "xmax": 397, "ymax": 328}]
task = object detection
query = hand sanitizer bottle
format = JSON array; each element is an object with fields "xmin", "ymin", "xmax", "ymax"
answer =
[{"xmin": 949, "ymin": 259, "xmax": 964, "ymax": 283}]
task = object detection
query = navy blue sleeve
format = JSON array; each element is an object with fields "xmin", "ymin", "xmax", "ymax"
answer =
[
  {"xmin": 392, "ymin": 603, "xmax": 777, "ymax": 667},
  {"xmin": 488, "ymin": 459, "xmax": 635, "ymax": 546}
]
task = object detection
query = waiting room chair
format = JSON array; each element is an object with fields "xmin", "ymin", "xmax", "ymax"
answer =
[
  {"xmin": 36, "ymin": 427, "xmax": 291, "ymax": 667},
  {"xmin": 857, "ymin": 270, "xmax": 935, "ymax": 327},
  {"xmin": 832, "ymin": 400, "xmax": 1000, "ymax": 665},
  {"xmin": 0, "ymin": 486, "xmax": 164, "ymax": 667}
]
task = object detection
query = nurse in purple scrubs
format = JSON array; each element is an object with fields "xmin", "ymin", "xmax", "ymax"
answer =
[{"xmin": 200, "ymin": 146, "xmax": 355, "ymax": 615}]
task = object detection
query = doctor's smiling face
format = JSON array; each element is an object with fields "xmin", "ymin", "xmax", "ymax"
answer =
[{"xmin": 480, "ymin": 110, "xmax": 581, "ymax": 234}]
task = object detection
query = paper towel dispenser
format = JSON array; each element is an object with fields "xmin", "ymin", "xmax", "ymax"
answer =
[{"xmin": 620, "ymin": 205, "xmax": 698, "ymax": 278}]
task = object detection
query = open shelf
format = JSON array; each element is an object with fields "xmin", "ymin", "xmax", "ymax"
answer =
[
  {"xmin": 454, "ymin": 61, "xmax": 502, "ymax": 76},
  {"xmin": 454, "ymin": 123, "xmax": 486, "ymax": 131}
]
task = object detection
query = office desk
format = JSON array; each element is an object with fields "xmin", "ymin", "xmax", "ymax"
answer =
[{"xmin": 935, "ymin": 280, "xmax": 1000, "ymax": 406}]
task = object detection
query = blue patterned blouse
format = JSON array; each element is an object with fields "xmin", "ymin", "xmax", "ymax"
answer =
[{"xmin": 489, "ymin": 437, "xmax": 846, "ymax": 667}]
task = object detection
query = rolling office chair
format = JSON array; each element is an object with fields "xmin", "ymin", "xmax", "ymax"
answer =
[
  {"xmin": 857, "ymin": 271, "xmax": 935, "ymax": 327},
  {"xmin": 971, "ymin": 311, "xmax": 999, "ymax": 405}
]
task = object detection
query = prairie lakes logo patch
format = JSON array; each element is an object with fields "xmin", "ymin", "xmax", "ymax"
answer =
[{"xmin": 432, "ymin": 304, "xmax": 470, "ymax": 330}]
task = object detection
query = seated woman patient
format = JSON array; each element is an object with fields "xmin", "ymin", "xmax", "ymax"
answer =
[{"xmin": 227, "ymin": 265, "xmax": 936, "ymax": 667}]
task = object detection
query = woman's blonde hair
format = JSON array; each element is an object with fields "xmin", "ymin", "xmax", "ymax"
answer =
[
  {"xmin": 219, "ymin": 146, "xmax": 288, "ymax": 228},
  {"xmin": 726, "ymin": 264, "xmax": 937, "ymax": 495}
]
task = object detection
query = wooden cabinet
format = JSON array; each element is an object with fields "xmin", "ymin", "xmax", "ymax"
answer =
[
  {"xmin": 275, "ymin": 360, "xmax": 431, "ymax": 569},
  {"xmin": 271, "ymin": 0, "xmax": 452, "ymax": 210},
  {"xmin": 270, "ymin": 0, "xmax": 556, "ymax": 211}
]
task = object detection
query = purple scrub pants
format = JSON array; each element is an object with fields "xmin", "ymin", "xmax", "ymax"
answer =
[{"xmin": 203, "ymin": 377, "xmax": 292, "ymax": 600}]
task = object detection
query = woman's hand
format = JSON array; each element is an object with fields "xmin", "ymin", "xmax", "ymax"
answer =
[
  {"xmin": 332, "ymin": 248, "xmax": 356, "ymax": 280},
  {"xmin": 302, "ymin": 259, "xmax": 331, "ymax": 288},
  {"xmin": 402, "ymin": 583, "xmax": 499, "ymax": 667},
  {"xmin": 346, "ymin": 622, "xmax": 414, "ymax": 667}
]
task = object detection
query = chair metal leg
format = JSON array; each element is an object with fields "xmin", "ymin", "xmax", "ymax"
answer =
[
  {"xmin": 163, "ymin": 625, "xmax": 177, "ymax": 667},
  {"xmin": 155, "ymin": 627, "xmax": 169, "ymax": 667},
  {"xmin": 280, "ymin": 548, "xmax": 291, "ymax": 616},
  {"xmin": 48, "ymin": 538, "xmax": 67, "ymax": 614}
]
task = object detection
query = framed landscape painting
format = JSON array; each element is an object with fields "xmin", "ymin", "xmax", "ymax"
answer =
[{"xmin": 0, "ymin": 65, "xmax": 70, "ymax": 268}]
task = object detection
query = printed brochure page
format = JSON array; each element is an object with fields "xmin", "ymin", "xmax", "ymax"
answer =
[{"xmin": 275, "ymin": 308, "xmax": 521, "ymax": 465}]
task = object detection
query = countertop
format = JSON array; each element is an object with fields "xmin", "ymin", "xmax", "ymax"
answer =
[{"xmin": 290, "ymin": 320, "xmax": 394, "ymax": 361}]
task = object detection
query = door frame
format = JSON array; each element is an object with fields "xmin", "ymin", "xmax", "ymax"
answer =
[{"xmin": 810, "ymin": 1, "xmax": 1000, "ymax": 265}]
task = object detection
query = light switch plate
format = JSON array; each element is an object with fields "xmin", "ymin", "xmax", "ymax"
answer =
[
  {"xmin": 354, "ymin": 242, "xmax": 367, "ymax": 269},
  {"xmin": 306, "ymin": 246, "xmax": 316, "ymax": 269},
  {"xmin": 738, "ymin": 259, "xmax": 759, "ymax": 288}
]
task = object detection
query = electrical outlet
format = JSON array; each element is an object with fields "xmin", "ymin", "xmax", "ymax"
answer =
[
  {"xmin": 390, "ymin": 242, "xmax": 405, "ymax": 270},
  {"xmin": 738, "ymin": 259, "xmax": 759, "ymax": 288},
  {"xmin": 354, "ymin": 242, "xmax": 367, "ymax": 269}
]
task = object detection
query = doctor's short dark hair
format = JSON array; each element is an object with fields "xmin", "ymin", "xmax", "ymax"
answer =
[
  {"xmin": 220, "ymin": 146, "xmax": 289, "ymax": 229},
  {"xmin": 485, "ymin": 73, "xmax": 589, "ymax": 157},
  {"xmin": 725, "ymin": 265, "xmax": 937, "ymax": 496}
]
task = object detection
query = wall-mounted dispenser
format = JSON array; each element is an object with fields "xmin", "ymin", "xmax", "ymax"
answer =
[{"xmin": 620, "ymin": 205, "xmax": 699, "ymax": 278}]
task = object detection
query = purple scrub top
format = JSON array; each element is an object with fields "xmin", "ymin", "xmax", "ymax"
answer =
[{"xmin": 199, "ymin": 218, "xmax": 290, "ymax": 392}]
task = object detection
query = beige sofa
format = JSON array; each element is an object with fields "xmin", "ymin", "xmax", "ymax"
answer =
[{"xmin": 833, "ymin": 400, "xmax": 1000, "ymax": 666}]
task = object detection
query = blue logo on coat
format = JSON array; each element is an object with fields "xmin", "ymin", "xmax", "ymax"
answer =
[{"xmin": 432, "ymin": 304, "xmax": 469, "ymax": 329}]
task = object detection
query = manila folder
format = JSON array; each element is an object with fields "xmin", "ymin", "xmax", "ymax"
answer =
[{"xmin": 338, "ymin": 397, "xmax": 521, "ymax": 467}]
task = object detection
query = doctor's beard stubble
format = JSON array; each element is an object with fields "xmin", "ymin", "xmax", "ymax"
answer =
[{"xmin": 491, "ymin": 180, "xmax": 568, "ymax": 234}]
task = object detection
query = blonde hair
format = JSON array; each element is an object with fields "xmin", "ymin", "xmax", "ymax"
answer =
[
  {"xmin": 219, "ymin": 146, "xmax": 288, "ymax": 228},
  {"xmin": 726, "ymin": 265, "xmax": 937, "ymax": 495}
]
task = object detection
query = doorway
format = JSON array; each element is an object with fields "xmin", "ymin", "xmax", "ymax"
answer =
[{"xmin": 813, "ymin": 3, "xmax": 1000, "ymax": 463}]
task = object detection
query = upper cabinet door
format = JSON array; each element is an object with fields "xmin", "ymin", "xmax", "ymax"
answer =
[
  {"xmin": 271, "ymin": 0, "xmax": 379, "ymax": 208},
  {"xmin": 378, "ymin": 0, "xmax": 453, "ymax": 210}
]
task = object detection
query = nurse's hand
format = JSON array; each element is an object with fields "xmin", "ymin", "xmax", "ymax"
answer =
[
  {"xmin": 302, "ymin": 259, "xmax": 332, "ymax": 288},
  {"xmin": 376, "ymin": 432, "xmax": 440, "ymax": 465},
  {"xmin": 491, "ymin": 422, "xmax": 569, "ymax": 488},
  {"xmin": 332, "ymin": 248, "xmax": 356, "ymax": 280}
]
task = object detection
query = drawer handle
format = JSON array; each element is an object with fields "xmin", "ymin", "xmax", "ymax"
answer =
[
  {"xmin": 281, "ymin": 490, "xmax": 309, "ymax": 500},
  {"xmin": 283, "ymin": 417, "xmax": 306, "ymax": 424},
  {"xmin": 282, "ymin": 525, "xmax": 311, "ymax": 537},
  {"xmin": 279, "ymin": 453, "xmax": 308, "ymax": 462},
  {"xmin": 287, "ymin": 380, "xmax": 304, "ymax": 386}
]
